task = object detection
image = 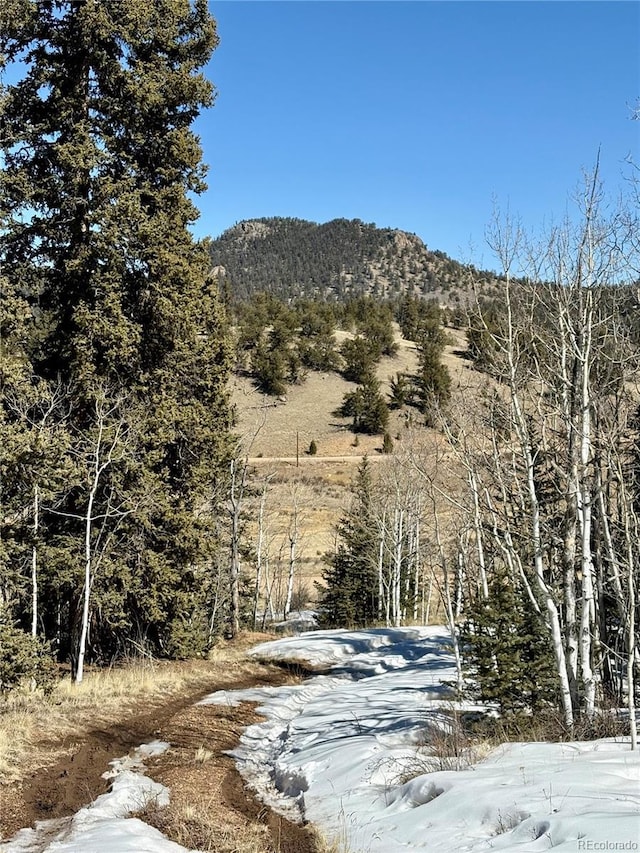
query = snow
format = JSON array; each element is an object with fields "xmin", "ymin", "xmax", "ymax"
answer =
[
  {"xmin": 1, "ymin": 741, "xmax": 187, "ymax": 853},
  {"xmin": 4, "ymin": 627, "xmax": 639, "ymax": 853},
  {"xmin": 271, "ymin": 609, "xmax": 319, "ymax": 634},
  {"xmin": 201, "ymin": 626, "xmax": 640, "ymax": 853}
]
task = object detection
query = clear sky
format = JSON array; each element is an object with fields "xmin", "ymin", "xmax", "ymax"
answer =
[{"xmin": 196, "ymin": 1, "xmax": 638, "ymax": 267}]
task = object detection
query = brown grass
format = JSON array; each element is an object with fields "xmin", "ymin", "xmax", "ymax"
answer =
[
  {"xmin": 139, "ymin": 794, "xmax": 274, "ymax": 853},
  {"xmin": 0, "ymin": 633, "xmax": 270, "ymax": 784},
  {"xmin": 141, "ymin": 794, "xmax": 345, "ymax": 853},
  {"xmin": 231, "ymin": 325, "xmax": 423, "ymax": 460},
  {"xmin": 232, "ymin": 325, "xmax": 478, "ymax": 592}
]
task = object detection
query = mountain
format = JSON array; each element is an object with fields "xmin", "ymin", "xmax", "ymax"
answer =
[{"xmin": 208, "ymin": 217, "xmax": 498, "ymax": 303}]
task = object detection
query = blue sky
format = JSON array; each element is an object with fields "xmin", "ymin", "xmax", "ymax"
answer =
[{"xmin": 196, "ymin": 1, "xmax": 639, "ymax": 267}]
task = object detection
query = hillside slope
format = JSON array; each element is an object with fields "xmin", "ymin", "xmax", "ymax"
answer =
[
  {"xmin": 230, "ymin": 325, "xmax": 480, "ymax": 591},
  {"xmin": 209, "ymin": 216, "xmax": 498, "ymax": 304}
]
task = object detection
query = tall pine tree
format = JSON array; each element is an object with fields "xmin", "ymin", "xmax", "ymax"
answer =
[
  {"xmin": 318, "ymin": 457, "xmax": 380, "ymax": 627},
  {"xmin": 1, "ymin": 0, "xmax": 232, "ymax": 672}
]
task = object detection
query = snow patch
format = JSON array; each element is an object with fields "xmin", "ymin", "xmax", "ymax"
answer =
[
  {"xmin": 1, "ymin": 741, "xmax": 185, "ymax": 853},
  {"xmin": 216, "ymin": 626, "xmax": 640, "ymax": 853}
]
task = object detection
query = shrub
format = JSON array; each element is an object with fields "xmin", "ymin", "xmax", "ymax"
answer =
[
  {"xmin": 308, "ymin": 439, "xmax": 318, "ymax": 455},
  {"xmin": 163, "ymin": 614, "xmax": 210, "ymax": 660},
  {"xmin": 0, "ymin": 622, "xmax": 57, "ymax": 695}
]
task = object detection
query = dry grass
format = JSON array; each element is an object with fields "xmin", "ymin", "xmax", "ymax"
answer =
[
  {"xmin": 142, "ymin": 795, "xmax": 346, "ymax": 853},
  {"xmin": 465, "ymin": 705, "xmax": 629, "ymax": 745},
  {"xmin": 232, "ymin": 325, "xmax": 478, "ymax": 589},
  {"xmin": 194, "ymin": 745, "xmax": 214, "ymax": 763},
  {"xmin": 139, "ymin": 794, "xmax": 274, "ymax": 853},
  {"xmin": 307, "ymin": 826, "xmax": 348, "ymax": 853},
  {"xmin": 0, "ymin": 708, "xmax": 38, "ymax": 782},
  {"xmin": 368, "ymin": 708, "xmax": 497, "ymax": 791},
  {"xmin": 387, "ymin": 704, "xmax": 632, "ymax": 791},
  {"xmin": 0, "ymin": 633, "xmax": 271, "ymax": 784},
  {"xmin": 231, "ymin": 325, "xmax": 423, "ymax": 461}
]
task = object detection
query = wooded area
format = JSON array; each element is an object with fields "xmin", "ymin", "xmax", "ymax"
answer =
[
  {"xmin": 1, "ymin": 0, "xmax": 233, "ymax": 680},
  {"xmin": 317, "ymin": 173, "xmax": 640, "ymax": 743},
  {"xmin": 1, "ymin": 1, "xmax": 638, "ymax": 748}
]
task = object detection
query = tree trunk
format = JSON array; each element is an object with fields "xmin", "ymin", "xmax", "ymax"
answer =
[
  {"xmin": 253, "ymin": 481, "xmax": 269, "ymax": 629},
  {"xmin": 285, "ymin": 529, "xmax": 296, "ymax": 618},
  {"xmin": 31, "ymin": 485, "xmax": 39, "ymax": 637},
  {"xmin": 228, "ymin": 458, "xmax": 245, "ymax": 638},
  {"xmin": 76, "ymin": 464, "xmax": 99, "ymax": 685}
]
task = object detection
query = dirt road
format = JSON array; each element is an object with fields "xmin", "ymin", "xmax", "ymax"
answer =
[
  {"xmin": 248, "ymin": 454, "xmax": 384, "ymax": 464},
  {"xmin": 0, "ymin": 660, "xmax": 321, "ymax": 853}
]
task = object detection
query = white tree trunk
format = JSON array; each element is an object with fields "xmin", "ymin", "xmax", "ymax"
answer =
[
  {"xmin": 31, "ymin": 485, "xmax": 39, "ymax": 637},
  {"xmin": 377, "ymin": 512, "xmax": 386, "ymax": 623},
  {"xmin": 393, "ymin": 508, "xmax": 404, "ymax": 627},
  {"xmin": 469, "ymin": 470, "xmax": 489, "ymax": 599},
  {"xmin": 627, "ymin": 552, "xmax": 637, "ymax": 751},
  {"xmin": 412, "ymin": 518, "xmax": 420, "ymax": 622},
  {"xmin": 253, "ymin": 481, "xmax": 269, "ymax": 629},
  {"xmin": 577, "ymin": 291, "xmax": 597, "ymax": 715},
  {"xmin": 433, "ymin": 510, "xmax": 463, "ymax": 693},
  {"xmin": 620, "ymin": 478, "xmax": 638, "ymax": 751},
  {"xmin": 505, "ymin": 271, "xmax": 574, "ymax": 730},
  {"xmin": 228, "ymin": 457, "xmax": 247, "ymax": 638},
  {"xmin": 76, "ymin": 433, "xmax": 104, "ymax": 685},
  {"xmin": 285, "ymin": 529, "xmax": 296, "ymax": 618}
]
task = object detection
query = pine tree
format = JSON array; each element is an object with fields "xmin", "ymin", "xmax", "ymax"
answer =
[
  {"xmin": 296, "ymin": 302, "xmax": 339, "ymax": 371},
  {"xmin": 388, "ymin": 372, "xmax": 409, "ymax": 410},
  {"xmin": 317, "ymin": 457, "xmax": 380, "ymax": 627},
  {"xmin": 340, "ymin": 336, "xmax": 378, "ymax": 383},
  {"xmin": 339, "ymin": 372, "xmax": 389, "ymax": 435},
  {"xmin": 414, "ymin": 323, "xmax": 451, "ymax": 425},
  {"xmin": 460, "ymin": 564, "xmax": 558, "ymax": 716},
  {"xmin": 1, "ymin": 0, "xmax": 232, "ymax": 671}
]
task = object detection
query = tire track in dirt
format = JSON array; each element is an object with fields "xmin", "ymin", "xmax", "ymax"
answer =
[
  {"xmin": 0, "ymin": 662, "xmax": 321, "ymax": 853},
  {"xmin": 143, "ymin": 696, "xmax": 318, "ymax": 853}
]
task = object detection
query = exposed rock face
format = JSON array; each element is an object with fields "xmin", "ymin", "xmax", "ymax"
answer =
[{"xmin": 225, "ymin": 220, "xmax": 272, "ymax": 240}]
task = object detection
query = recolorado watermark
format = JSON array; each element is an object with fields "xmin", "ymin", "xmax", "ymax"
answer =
[{"xmin": 577, "ymin": 842, "xmax": 638, "ymax": 851}]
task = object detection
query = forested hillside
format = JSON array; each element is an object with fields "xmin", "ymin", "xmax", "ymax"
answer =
[{"xmin": 209, "ymin": 216, "xmax": 499, "ymax": 303}]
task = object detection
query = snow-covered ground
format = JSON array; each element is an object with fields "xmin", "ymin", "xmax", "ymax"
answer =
[
  {"xmin": 201, "ymin": 626, "xmax": 640, "ymax": 853},
  {"xmin": 3, "ymin": 626, "xmax": 639, "ymax": 853}
]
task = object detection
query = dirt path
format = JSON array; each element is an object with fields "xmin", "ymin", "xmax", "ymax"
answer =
[
  {"xmin": 248, "ymin": 454, "xmax": 384, "ymax": 464},
  {"xmin": 0, "ymin": 662, "xmax": 321, "ymax": 853},
  {"xmin": 141, "ymin": 693, "xmax": 316, "ymax": 853}
]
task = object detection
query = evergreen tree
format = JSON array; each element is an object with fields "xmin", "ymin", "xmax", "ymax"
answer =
[
  {"xmin": 340, "ymin": 336, "xmax": 378, "ymax": 383},
  {"xmin": 317, "ymin": 457, "xmax": 379, "ymax": 627},
  {"xmin": 460, "ymin": 564, "xmax": 558, "ymax": 716},
  {"xmin": 388, "ymin": 372, "xmax": 409, "ymax": 410},
  {"xmin": 413, "ymin": 323, "xmax": 451, "ymax": 424},
  {"xmin": 467, "ymin": 302, "xmax": 504, "ymax": 373},
  {"xmin": 338, "ymin": 372, "xmax": 389, "ymax": 435},
  {"xmin": 295, "ymin": 300, "xmax": 339, "ymax": 372},
  {"xmin": 1, "ymin": 0, "xmax": 232, "ymax": 670},
  {"xmin": 397, "ymin": 294, "xmax": 441, "ymax": 342}
]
